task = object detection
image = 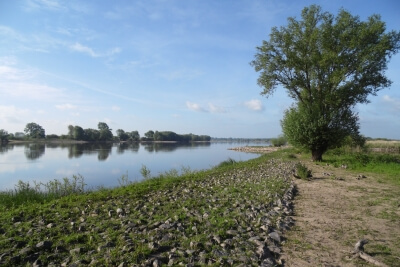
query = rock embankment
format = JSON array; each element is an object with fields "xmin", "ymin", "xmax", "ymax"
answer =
[
  {"xmin": 228, "ymin": 146, "xmax": 281, "ymax": 153},
  {"xmin": 0, "ymin": 159, "xmax": 296, "ymax": 266}
]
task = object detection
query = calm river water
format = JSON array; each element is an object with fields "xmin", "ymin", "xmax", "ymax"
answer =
[{"xmin": 0, "ymin": 142, "xmax": 266, "ymax": 190}]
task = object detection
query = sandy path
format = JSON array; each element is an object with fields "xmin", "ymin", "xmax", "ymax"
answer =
[{"xmin": 280, "ymin": 163, "xmax": 400, "ymax": 267}]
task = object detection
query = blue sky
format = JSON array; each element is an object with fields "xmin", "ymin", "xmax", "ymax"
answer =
[{"xmin": 0, "ymin": 0, "xmax": 399, "ymax": 138}]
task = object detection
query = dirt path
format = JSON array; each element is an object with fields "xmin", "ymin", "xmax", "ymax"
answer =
[{"xmin": 281, "ymin": 162, "xmax": 400, "ymax": 267}]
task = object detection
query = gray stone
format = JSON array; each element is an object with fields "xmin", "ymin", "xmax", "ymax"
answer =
[
  {"xmin": 268, "ymin": 231, "xmax": 281, "ymax": 243},
  {"xmin": 36, "ymin": 241, "xmax": 53, "ymax": 250}
]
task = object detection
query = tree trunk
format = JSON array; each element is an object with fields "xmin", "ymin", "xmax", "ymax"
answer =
[{"xmin": 311, "ymin": 149, "xmax": 323, "ymax": 161}]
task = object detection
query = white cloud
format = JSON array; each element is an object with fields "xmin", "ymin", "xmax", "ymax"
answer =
[
  {"xmin": 0, "ymin": 105, "xmax": 29, "ymax": 124},
  {"xmin": 382, "ymin": 95, "xmax": 400, "ymax": 111},
  {"xmin": 70, "ymin": 42, "xmax": 98, "ymax": 57},
  {"xmin": 55, "ymin": 103, "xmax": 77, "ymax": 110},
  {"xmin": 70, "ymin": 43, "xmax": 121, "ymax": 58},
  {"xmin": 244, "ymin": 99, "xmax": 264, "ymax": 111},
  {"xmin": 24, "ymin": 0, "xmax": 67, "ymax": 12},
  {"xmin": 161, "ymin": 69, "xmax": 203, "ymax": 81},
  {"xmin": 111, "ymin": 106, "xmax": 121, "ymax": 111},
  {"xmin": 186, "ymin": 101, "xmax": 206, "ymax": 112},
  {"xmin": 208, "ymin": 103, "xmax": 226, "ymax": 113}
]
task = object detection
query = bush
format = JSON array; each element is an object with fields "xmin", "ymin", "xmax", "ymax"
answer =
[
  {"xmin": 271, "ymin": 135, "xmax": 287, "ymax": 147},
  {"xmin": 217, "ymin": 158, "xmax": 237, "ymax": 168},
  {"xmin": 295, "ymin": 163, "xmax": 312, "ymax": 179}
]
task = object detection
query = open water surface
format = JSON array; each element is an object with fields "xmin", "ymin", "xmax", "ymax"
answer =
[{"xmin": 0, "ymin": 142, "xmax": 266, "ymax": 190}]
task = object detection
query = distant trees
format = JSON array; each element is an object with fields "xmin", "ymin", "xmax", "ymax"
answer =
[
  {"xmin": 98, "ymin": 122, "xmax": 113, "ymax": 141},
  {"xmin": 0, "ymin": 129, "xmax": 9, "ymax": 144},
  {"xmin": 142, "ymin": 131, "xmax": 211, "ymax": 142},
  {"xmin": 129, "ymin": 131, "xmax": 140, "ymax": 141},
  {"xmin": 24, "ymin": 123, "xmax": 45, "ymax": 139},
  {"xmin": 66, "ymin": 122, "xmax": 113, "ymax": 141},
  {"xmin": 116, "ymin": 129, "xmax": 129, "ymax": 141},
  {"xmin": 1, "ymin": 122, "xmax": 209, "ymax": 143}
]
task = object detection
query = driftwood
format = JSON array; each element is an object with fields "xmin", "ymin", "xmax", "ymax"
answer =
[{"xmin": 351, "ymin": 239, "xmax": 388, "ymax": 267}]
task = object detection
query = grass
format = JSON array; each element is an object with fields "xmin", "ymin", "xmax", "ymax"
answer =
[
  {"xmin": 0, "ymin": 152, "xmax": 296, "ymax": 266},
  {"xmin": 318, "ymin": 148, "xmax": 400, "ymax": 186},
  {"xmin": 0, "ymin": 174, "xmax": 87, "ymax": 209}
]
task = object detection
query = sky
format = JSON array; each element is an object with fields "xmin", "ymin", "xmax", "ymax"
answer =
[{"xmin": 0, "ymin": 0, "xmax": 399, "ymax": 139}]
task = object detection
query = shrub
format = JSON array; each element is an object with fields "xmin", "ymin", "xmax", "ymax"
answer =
[
  {"xmin": 217, "ymin": 158, "xmax": 237, "ymax": 168},
  {"xmin": 271, "ymin": 135, "xmax": 287, "ymax": 147},
  {"xmin": 295, "ymin": 163, "xmax": 312, "ymax": 179}
]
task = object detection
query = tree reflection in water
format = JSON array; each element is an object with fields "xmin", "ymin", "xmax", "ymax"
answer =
[{"xmin": 24, "ymin": 143, "xmax": 45, "ymax": 160}]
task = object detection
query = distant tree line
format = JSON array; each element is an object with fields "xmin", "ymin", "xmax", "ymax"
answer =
[
  {"xmin": 141, "ymin": 130, "xmax": 211, "ymax": 142},
  {"xmin": 0, "ymin": 122, "xmax": 210, "ymax": 143}
]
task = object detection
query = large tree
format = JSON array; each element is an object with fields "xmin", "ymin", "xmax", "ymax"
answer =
[
  {"xmin": 251, "ymin": 5, "xmax": 400, "ymax": 161},
  {"xmin": 24, "ymin": 122, "xmax": 46, "ymax": 139},
  {"xmin": 97, "ymin": 122, "xmax": 113, "ymax": 141}
]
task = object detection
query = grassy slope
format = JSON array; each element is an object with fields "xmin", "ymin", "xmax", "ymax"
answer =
[
  {"xmin": 0, "ymin": 152, "xmax": 295, "ymax": 266},
  {"xmin": 282, "ymin": 147, "xmax": 400, "ymax": 266}
]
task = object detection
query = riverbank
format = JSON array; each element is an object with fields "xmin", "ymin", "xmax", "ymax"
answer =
[
  {"xmin": 1, "ymin": 147, "xmax": 399, "ymax": 266},
  {"xmin": 0, "ymin": 153, "xmax": 296, "ymax": 266}
]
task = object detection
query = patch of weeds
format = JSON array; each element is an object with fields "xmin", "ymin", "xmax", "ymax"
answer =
[
  {"xmin": 366, "ymin": 198, "xmax": 382, "ymax": 206},
  {"xmin": 367, "ymin": 243, "xmax": 392, "ymax": 255},
  {"xmin": 377, "ymin": 210, "xmax": 399, "ymax": 222},
  {"xmin": 295, "ymin": 163, "xmax": 312, "ymax": 179},
  {"xmin": 217, "ymin": 158, "xmax": 237, "ymax": 168},
  {"xmin": 140, "ymin": 164, "xmax": 151, "ymax": 179},
  {"xmin": 62, "ymin": 233, "xmax": 88, "ymax": 244},
  {"xmin": 117, "ymin": 171, "xmax": 132, "ymax": 187}
]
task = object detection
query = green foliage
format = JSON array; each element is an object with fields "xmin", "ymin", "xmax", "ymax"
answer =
[
  {"xmin": 281, "ymin": 102, "xmax": 360, "ymax": 161},
  {"xmin": 271, "ymin": 135, "xmax": 287, "ymax": 147},
  {"xmin": 140, "ymin": 164, "xmax": 151, "ymax": 179},
  {"xmin": 251, "ymin": 4, "xmax": 400, "ymax": 161},
  {"xmin": 295, "ymin": 163, "xmax": 312, "ymax": 179},
  {"xmin": 0, "ymin": 175, "xmax": 87, "ymax": 209},
  {"xmin": 98, "ymin": 122, "xmax": 113, "ymax": 141},
  {"xmin": 216, "ymin": 158, "xmax": 237, "ymax": 168},
  {"xmin": 323, "ymin": 150, "xmax": 400, "ymax": 185},
  {"xmin": 0, "ymin": 129, "xmax": 9, "ymax": 143},
  {"xmin": 24, "ymin": 122, "xmax": 45, "ymax": 139},
  {"xmin": 116, "ymin": 129, "xmax": 129, "ymax": 141}
]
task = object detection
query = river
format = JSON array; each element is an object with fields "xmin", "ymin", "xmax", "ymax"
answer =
[{"xmin": 0, "ymin": 141, "xmax": 267, "ymax": 190}]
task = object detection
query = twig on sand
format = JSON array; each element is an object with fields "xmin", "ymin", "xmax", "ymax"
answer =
[{"xmin": 350, "ymin": 239, "xmax": 388, "ymax": 267}]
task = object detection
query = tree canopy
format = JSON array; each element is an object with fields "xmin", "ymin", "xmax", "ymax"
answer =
[
  {"xmin": 251, "ymin": 5, "xmax": 400, "ymax": 161},
  {"xmin": 24, "ymin": 122, "xmax": 45, "ymax": 139}
]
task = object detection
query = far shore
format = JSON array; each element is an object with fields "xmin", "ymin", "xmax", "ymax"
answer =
[{"xmin": 6, "ymin": 139, "xmax": 211, "ymax": 145}]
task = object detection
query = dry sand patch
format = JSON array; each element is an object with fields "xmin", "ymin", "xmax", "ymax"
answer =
[{"xmin": 281, "ymin": 162, "xmax": 400, "ymax": 267}]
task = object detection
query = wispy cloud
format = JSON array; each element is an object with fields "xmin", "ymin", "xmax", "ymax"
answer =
[
  {"xmin": 55, "ymin": 103, "xmax": 77, "ymax": 110},
  {"xmin": 70, "ymin": 42, "xmax": 121, "ymax": 58},
  {"xmin": 186, "ymin": 101, "xmax": 207, "ymax": 112},
  {"xmin": 70, "ymin": 42, "xmax": 98, "ymax": 57},
  {"xmin": 24, "ymin": 0, "xmax": 67, "ymax": 12},
  {"xmin": 160, "ymin": 69, "xmax": 203, "ymax": 81},
  {"xmin": 244, "ymin": 99, "xmax": 264, "ymax": 111},
  {"xmin": 382, "ymin": 95, "xmax": 400, "ymax": 111},
  {"xmin": 111, "ymin": 106, "xmax": 121, "ymax": 111},
  {"xmin": 186, "ymin": 102, "xmax": 227, "ymax": 113},
  {"xmin": 0, "ymin": 105, "xmax": 29, "ymax": 124},
  {"xmin": 208, "ymin": 103, "xmax": 226, "ymax": 113}
]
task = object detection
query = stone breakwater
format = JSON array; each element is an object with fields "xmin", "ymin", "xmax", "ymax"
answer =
[
  {"xmin": 228, "ymin": 146, "xmax": 281, "ymax": 153},
  {"xmin": 0, "ymin": 159, "xmax": 296, "ymax": 266}
]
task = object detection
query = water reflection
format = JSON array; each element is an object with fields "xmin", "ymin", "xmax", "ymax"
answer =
[
  {"xmin": 116, "ymin": 142, "xmax": 140, "ymax": 154},
  {"xmin": 24, "ymin": 143, "xmax": 45, "ymax": 160},
  {"xmin": 65, "ymin": 143, "xmax": 113, "ymax": 161},
  {"xmin": 0, "ymin": 142, "xmax": 214, "ymax": 160},
  {"xmin": 0, "ymin": 141, "xmax": 264, "ymax": 190},
  {"xmin": 141, "ymin": 142, "xmax": 211, "ymax": 153}
]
